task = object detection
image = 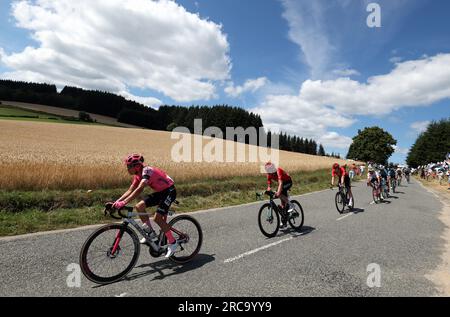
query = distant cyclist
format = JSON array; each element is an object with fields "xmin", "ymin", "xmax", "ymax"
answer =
[
  {"xmin": 396, "ymin": 167, "xmax": 403, "ymax": 186},
  {"xmin": 367, "ymin": 168, "xmax": 381, "ymax": 200},
  {"xmin": 265, "ymin": 162, "xmax": 294, "ymax": 228},
  {"xmin": 388, "ymin": 165, "xmax": 397, "ymax": 190},
  {"xmin": 379, "ymin": 165, "xmax": 389, "ymax": 195},
  {"xmin": 331, "ymin": 163, "xmax": 353, "ymax": 207},
  {"xmin": 404, "ymin": 167, "xmax": 411, "ymax": 183},
  {"xmin": 113, "ymin": 154, "xmax": 178, "ymax": 258}
]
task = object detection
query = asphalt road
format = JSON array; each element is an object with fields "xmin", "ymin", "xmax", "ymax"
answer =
[{"xmin": 0, "ymin": 179, "xmax": 446, "ymax": 297}]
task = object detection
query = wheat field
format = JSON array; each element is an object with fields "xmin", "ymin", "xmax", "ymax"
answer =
[{"xmin": 0, "ymin": 120, "xmax": 359, "ymax": 190}]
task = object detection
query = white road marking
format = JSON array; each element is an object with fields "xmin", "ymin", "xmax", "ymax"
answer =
[
  {"xmin": 224, "ymin": 230, "xmax": 315, "ymax": 263},
  {"xmin": 115, "ymin": 293, "xmax": 128, "ymax": 297},
  {"xmin": 337, "ymin": 213, "xmax": 354, "ymax": 221}
]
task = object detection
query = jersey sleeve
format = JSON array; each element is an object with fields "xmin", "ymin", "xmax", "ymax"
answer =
[
  {"xmin": 141, "ymin": 167, "xmax": 154, "ymax": 185},
  {"xmin": 277, "ymin": 168, "xmax": 284, "ymax": 181}
]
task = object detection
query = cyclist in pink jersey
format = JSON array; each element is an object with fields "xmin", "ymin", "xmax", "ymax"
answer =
[{"xmin": 112, "ymin": 154, "xmax": 178, "ymax": 258}]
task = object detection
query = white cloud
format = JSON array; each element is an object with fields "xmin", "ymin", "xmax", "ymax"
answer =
[
  {"xmin": 393, "ymin": 145, "xmax": 410, "ymax": 155},
  {"xmin": 332, "ymin": 68, "xmax": 360, "ymax": 77},
  {"xmin": 389, "ymin": 56, "xmax": 403, "ymax": 64},
  {"xmin": 280, "ymin": 0, "xmax": 335, "ymax": 78},
  {"xmin": 118, "ymin": 91, "xmax": 162, "ymax": 109},
  {"xmin": 251, "ymin": 53, "xmax": 450, "ymax": 152},
  {"xmin": 224, "ymin": 77, "xmax": 268, "ymax": 98},
  {"xmin": 299, "ymin": 54, "xmax": 450, "ymax": 116},
  {"xmin": 410, "ymin": 121, "xmax": 431, "ymax": 134},
  {"xmin": 319, "ymin": 132, "xmax": 353, "ymax": 149},
  {"xmin": 0, "ymin": 0, "xmax": 231, "ymax": 102}
]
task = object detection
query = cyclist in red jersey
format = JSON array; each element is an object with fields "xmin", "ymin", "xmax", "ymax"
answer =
[
  {"xmin": 331, "ymin": 163, "xmax": 353, "ymax": 207},
  {"xmin": 112, "ymin": 154, "xmax": 178, "ymax": 258},
  {"xmin": 265, "ymin": 162, "xmax": 295, "ymax": 228}
]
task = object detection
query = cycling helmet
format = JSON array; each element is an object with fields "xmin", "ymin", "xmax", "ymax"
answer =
[
  {"xmin": 333, "ymin": 163, "xmax": 340, "ymax": 169},
  {"xmin": 264, "ymin": 162, "xmax": 277, "ymax": 174},
  {"xmin": 124, "ymin": 153, "xmax": 144, "ymax": 168}
]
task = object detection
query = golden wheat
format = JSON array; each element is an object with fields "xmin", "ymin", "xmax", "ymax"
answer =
[{"xmin": 0, "ymin": 120, "xmax": 359, "ymax": 190}]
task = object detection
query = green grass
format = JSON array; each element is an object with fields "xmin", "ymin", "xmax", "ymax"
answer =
[
  {"xmin": 0, "ymin": 169, "xmax": 364, "ymax": 236},
  {"xmin": 0, "ymin": 105, "xmax": 104, "ymax": 125}
]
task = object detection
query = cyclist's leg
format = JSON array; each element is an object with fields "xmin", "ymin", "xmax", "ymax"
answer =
[
  {"xmin": 139, "ymin": 195, "xmax": 159, "ymax": 228},
  {"xmin": 153, "ymin": 187, "xmax": 177, "ymax": 244},
  {"xmin": 280, "ymin": 180, "xmax": 293, "ymax": 210}
]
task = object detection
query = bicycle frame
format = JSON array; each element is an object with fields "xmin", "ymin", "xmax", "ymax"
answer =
[
  {"xmin": 112, "ymin": 209, "xmax": 187, "ymax": 255},
  {"xmin": 263, "ymin": 191, "xmax": 290, "ymax": 221},
  {"xmin": 338, "ymin": 184, "xmax": 348, "ymax": 200}
]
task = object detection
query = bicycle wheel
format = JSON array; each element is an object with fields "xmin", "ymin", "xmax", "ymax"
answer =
[
  {"xmin": 335, "ymin": 192, "xmax": 345, "ymax": 214},
  {"xmin": 288, "ymin": 200, "xmax": 304, "ymax": 230},
  {"xmin": 80, "ymin": 224, "xmax": 140, "ymax": 284},
  {"xmin": 258, "ymin": 203, "xmax": 280, "ymax": 238},
  {"xmin": 168, "ymin": 215, "xmax": 203, "ymax": 264}
]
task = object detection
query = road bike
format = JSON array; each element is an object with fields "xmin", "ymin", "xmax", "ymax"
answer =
[
  {"xmin": 390, "ymin": 177, "xmax": 397, "ymax": 193},
  {"xmin": 405, "ymin": 173, "xmax": 410, "ymax": 184},
  {"xmin": 256, "ymin": 191, "xmax": 304, "ymax": 238},
  {"xmin": 380, "ymin": 178, "xmax": 390, "ymax": 199},
  {"xmin": 79, "ymin": 202, "xmax": 203, "ymax": 285},
  {"xmin": 369, "ymin": 181, "xmax": 382, "ymax": 204},
  {"xmin": 334, "ymin": 183, "xmax": 354, "ymax": 214}
]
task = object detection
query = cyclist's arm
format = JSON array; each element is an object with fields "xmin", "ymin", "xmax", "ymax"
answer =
[
  {"xmin": 276, "ymin": 180, "xmax": 283, "ymax": 197},
  {"xmin": 117, "ymin": 183, "xmax": 138, "ymax": 202},
  {"xmin": 120, "ymin": 181, "xmax": 146, "ymax": 205}
]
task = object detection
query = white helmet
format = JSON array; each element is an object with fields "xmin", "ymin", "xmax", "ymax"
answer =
[{"xmin": 264, "ymin": 162, "xmax": 277, "ymax": 174}]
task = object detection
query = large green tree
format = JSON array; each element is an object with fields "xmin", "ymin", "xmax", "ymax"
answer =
[
  {"xmin": 347, "ymin": 127, "xmax": 397, "ymax": 164},
  {"xmin": 407, "ymin": 118, "xmax": 450, "ymax": 167}
]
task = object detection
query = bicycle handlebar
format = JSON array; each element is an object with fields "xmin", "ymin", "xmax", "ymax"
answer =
[{"xmin": 104, "ymin": 203, "xmax": 133, "ymax": 219}]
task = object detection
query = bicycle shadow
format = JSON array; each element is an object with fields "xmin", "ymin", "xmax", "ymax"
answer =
[
  {"xmin": 92, "ymin": 253, "xmax": 215, "ymax": 287},
  {"xmin": 395, "ymin": 191, "xmax": 405, "ymax": 194},
  {"xmin": 128, "ymin": 253, "xmax": 216, "ymax": 282},
  {"xmin": 350, "ymin": 208, "xmax": 365, "ymax": 214},
  {"xmin": 278, "ymin": 225, "xmax": 317, "ymax": 237},
  {"xmin": 388, "ymin": 195, "xmax": 399, "ymax": 199}
]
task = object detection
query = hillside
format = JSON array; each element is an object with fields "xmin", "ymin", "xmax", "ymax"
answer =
[
  {"xmin": 0, "ymin": 100, "xmax": 142, "ymax": 128},
  {"xmin": 0, "ymin": 120, "xmax": 358, "ymax": 191}
]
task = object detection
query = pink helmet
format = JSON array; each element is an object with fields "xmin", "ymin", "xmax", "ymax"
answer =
[
  {"xmin": 265, "ymin": 162, "xmax": 277, "ymax": 174},
  {"xmin": 124, "ymin": 153, "xmax": 144, "ymax": 168}
]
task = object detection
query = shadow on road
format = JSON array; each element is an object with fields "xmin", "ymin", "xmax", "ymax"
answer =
[
  {"xmin": 92, "ymin": 253, "xmax": 215, "ymax": 287},
  {"xmin": 278, "ymin": 225, "xmax": 317, "ymax": 237},
  {"xmin": 395, "ymin": 191, "xmax": 405, "ymax": 194},
  {"xmin": 351, "ymin": 208, "xmax": 365, "ymax": 214},
  {"xmin": 129, "ymin": 253, "xmax": 216, "ymax": 281}
]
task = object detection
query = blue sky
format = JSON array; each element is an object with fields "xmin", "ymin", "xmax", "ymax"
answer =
[{"xmin": 1, "ymin": 0, "xmax": 449, "ymax": 164}]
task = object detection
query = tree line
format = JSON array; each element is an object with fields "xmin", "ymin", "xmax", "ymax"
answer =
[
  {"xmin": 407, "ymin": 118, "xmax": 450, "ymax": 167},
  {"xmin": 0, "ymin": 79, "xmax": 329, "ymax": 156}
]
